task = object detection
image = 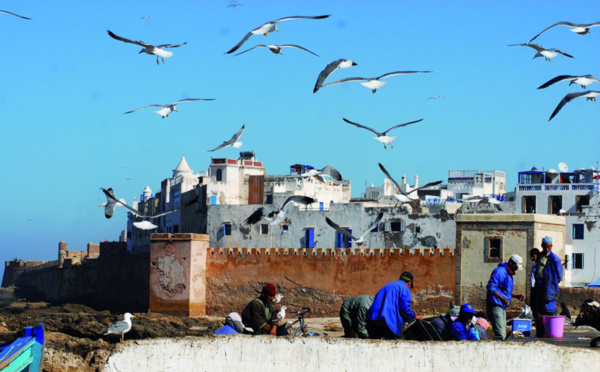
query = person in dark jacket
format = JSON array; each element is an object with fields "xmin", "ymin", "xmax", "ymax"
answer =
[
  {"xmin": 339, "ymin": 295, "xmax": 375, "ymax": 338},
  {"xmin": 486, "ymin": 254, "xmax": 526, "ymax": 340},
  {"xmin": 574, "ymin": 300, "xmax": 600, "ymax": 331},
  {"xmin": 366, "ymin": 271, "xmax": 422, "ymax": 339},
  {"xmin": 532, "ymin": 237, "xmax": 563, "ymax": 337},
  {"xmin": 429, "ymin": 305, "xmax": 460, "ymax": 339},
  {"xmin": 445, "ymin": 303, "xmax": 481, "ymax": 341},
  {"xmin": 241, "ymin": 283, "xmax": 288, "ymax": 336}
]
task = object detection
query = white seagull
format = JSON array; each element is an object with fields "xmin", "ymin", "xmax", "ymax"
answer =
[
  {"xmin": 99, "ymin": 188, "xmax": 127, "ymax": 219},
  {"xmin": 378, "ymin": 163, "xmax": 443, "ymax": 203},
  {"xmin": 208, "ymin": 125, "xmax": 245, "ymax": 152},
  {"xmin": 322, "ymin": 71, "xmax": 432, "ymax": 93},
  {"xmin": 228, "ymin": 3, "xmax": 244, "ymax": 7},
  {"xmin": 294, "ymin": 165, "xmax": 343, "ymax": 183},
  {"xmin": 273, "ymin": 293, "xmax": 284, "ymax": 304},
  {"xmin": 313, "ymin": 59, "xmax": 358, "ymax": 93},
  {"xmin": 124, "ymin": 98, "xmax": 215, "ymax": 118},
  {"xmin": 0, "ymin": 10, "xmax": 31, "ymax": 20},
  {"xmin": 343, "ymin": 117, "xmax": 423, "ymax": 150},
  {"xmin": 428, "ymin": 95, "xmax": 445, "ymax": 100},
  {"xmin": 538, "ymin": 74, "xmax": 600, "ymax": 89},
  {"xmin": 233, "ymin": 44, "xmax": 319, "ymax": 57},
  {"xmin": 530, "ymin": 21, "xmax": 600, "ymax": 42},
  {"xmin": 243, "ymin": 195, "xmax": 315, "ymax": 226},
  {"xmin": 225, "ymin": 15, "xmax": 331, "ymax": 54},
  {"xmin": 107, "ymin": 30, "xmax": 187, "ymax": 65},
  {"xmin": 105, "ymin": 313, "xmax": 134, "ymax": 342},
  {"xmin": 508, "ymin": 43, "xmax": 573, "ymax": 62},
  {"xmin": 549, "ymin": 90, "xmax": 600, "ymax": 121},
  {"xmin": 325, "ymin": 212, "xmax": 384, "ymax": 247}
]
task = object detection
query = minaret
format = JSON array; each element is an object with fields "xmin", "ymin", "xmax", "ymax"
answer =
[{"xmin": 173, "ymin": 156, "xmax": 193, "ymax": 178}]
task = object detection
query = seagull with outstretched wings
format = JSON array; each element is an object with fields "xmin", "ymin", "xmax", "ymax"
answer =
[
  {"xmin": 343, "ymin": 117, "xmax": 423, "ymax": 150},
  {"xmin": 124, "ymin": 98, "xmax": 215, "ymax": 118},
  {"xmin": 234, "ymin": 44, "xmax": 319, "ymax": 57},
  {"xmin": 323, "ymin": 70, "xmax": 432, "ymax": 93},
  {"xmin": 508, "ymin": 43, "xmax": 573, "ymax": 62},
  {"xmin": 209, "ymin": 125, "xmax": 245, "ymax": 152},
  {"xmin": 529, "ymin": 21, "xmax": 600, "ymax": 42},
  {"xmin": 107, "ymin": 30, "xmax": 187, "ymax": 65},
  {"xmin": 325, "ymin": 212, "xmax": 384, "ymax": 246},
  {"xmin": 313, "ymin": 59, "xmax": 357, "ymax": 93},
  {"xmin": 538, "ymin": 74, "xmax": 599, "ymax": 89},
  {"xmin": 378, "ymin": 163, "xmax": 443, "ymax": 203},
  {"xmin": 549, "ymin": 90, "xmax": 599, "ymax": 121},
  {"xmin": 244, "ymin": 195, "xmax": 315, "ymax": 226}
]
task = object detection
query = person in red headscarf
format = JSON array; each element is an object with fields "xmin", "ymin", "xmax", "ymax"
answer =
[{"xmin": 242, "ymin": 283, "xmax": 288, "ymax": 336}]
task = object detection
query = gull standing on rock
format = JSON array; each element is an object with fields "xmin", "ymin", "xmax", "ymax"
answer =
[
  {"xmin": 0, "ymin": 10, "xmax": 31, "ymax": 20},
  {"xmin": 105, "ymin": 313, "xmax": 134, "ymax": 342},
  {"xmin": 508, "ymin": 43, "xmax": 574, "ymax": 61},
  {"xmin": 538, "ymin": 74, "xmax": 600, "ymax": 89},
  {"xmin": 107, "ymin": 30, "xmax": 187, "ymax": 65},
  {"xmin": 225, "ymin": 15, "xmax": 331, "ymax": 54},
  {"xmin": 233, "ymin": 44, "xmax": 319, "ymax": 57},
  {"xmin": 313, "ymin": 59, "xmax": 358, "ymax": 93},
  {"xmin": 549, "ymin": 90, "xmax": 600, "ymax": 121},
  {"xmin": 530, "ymin": 21, "xmax": 600, "ymax": 42},
  {"xmin": 124, "ymin": 98, "xmax": 215, "ymax": 118},
  {"xmin": 208, "ymin": 125, "xmax": 245, "ymax": 152},
  {"xmin": 322, "ymin": 71, "xmax": 432, "ymax": 93},
  {"xmin": 343, "ymin": 118, "xmax": 423, "ymax": 150},
  {"xmin": 325, "ymin": 212, "xmax": 384, "ymax": 247}
]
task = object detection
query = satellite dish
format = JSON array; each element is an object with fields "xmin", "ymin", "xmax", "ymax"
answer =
[{"xmin": 558, "ymin": 162, "xmax": 569, "ymax": 172}]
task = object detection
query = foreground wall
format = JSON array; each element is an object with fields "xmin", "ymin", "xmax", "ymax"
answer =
[{"xmin": 105, "ymin": 337, "xmax": 600, "ymax": 372}]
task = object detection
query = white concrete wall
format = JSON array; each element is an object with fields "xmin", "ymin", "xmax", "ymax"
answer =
[{"xmin": 105, "ymin": 336, "xmax": 600, "ymax": 372}]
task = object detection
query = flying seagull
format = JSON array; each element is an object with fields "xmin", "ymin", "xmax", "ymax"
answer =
[
  {"xmin": 243, "ymin": 195, "xmax": 315, "ymax": 226},
  {"xmin": 107, "ymin": 30, "xmax": 187, "ymax": 65},
  {"xmin": 549, "ymin": 90, "xmax": 600, "ymax": 121},
  {"xmin": 530, "ymin": 21, "xmax": 600, "ymax": 42},
  {"xmin": 208, "ymin": 125, "xmax": 245, "ymax": 152},
  {"xmin": 325, "ymin": 212, "xmax": 384, "ymax": 247},
  {"xmin": 234, "ymin": 44, "xmax": 319, "ymax": 57},
  {"xmin": 140, "ymin": 16, "xmax": 150, "ymax": 20},
  {"xmin": 225, "ymin": 15, "xmax": 331, "ymax": 54},
  {"xmin": 322, "ymin": 70, "xmax": 432, "ymax": 93},
  {"xmin": 228, "ymin": 3, "xmax": 244, "ymax": 7},
  {"xmin": 294, "ymin": 165, "xmax": 343, "ymax": 183},
  {"xmin": 538, "ymin": 74, "xmax": 600, "ymax": 89},
  {"xmin": 343, "ymin": 117, "xmax": 423, "ymax": 149},
  {"xmin": 133, "ymin": 221, "xmax": 158, "ymax": 230},
  {"xmin": 313, "ymin": 59, "xmax": 358, "ymax": 93},
  {"xmin": 0, "ymin": 10, "xmax": 31, "ymax": 20},
  {"xmin": 428, "ymin": 95, "xmax": 445, "ymax": 100},
  {"xmin": 378, "ymin": 163, "xmax": 443, "ymax": 203},
  {"xmin": 508, "ymin": 43, "xmax": 573, "ymax": 62},
  {"xmin": 124, "ymin": 98, "xmax": 215, "ymax": 118},
  {"xmin": 105, "ymin": 313, "xmax": 134, "ymax": 342},
  {"xmin": 101, "ymin": 188, "xmax": 127, "ymax": 219}
]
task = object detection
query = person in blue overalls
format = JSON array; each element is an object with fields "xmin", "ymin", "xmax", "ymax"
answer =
[
  {"xmin": 445, "ymin": 303, "xmax": 481, "ymax": 341},
  {"xmin": 532, "ymin": 237, "xmax": 563, "ymax": 337}
]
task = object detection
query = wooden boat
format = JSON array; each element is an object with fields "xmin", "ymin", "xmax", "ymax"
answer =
[{"xmin": 0, "ymin": 323, "xmax": 44, "ymax": 372}]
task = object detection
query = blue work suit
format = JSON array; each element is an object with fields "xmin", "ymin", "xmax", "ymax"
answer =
[
  {"xmin": 534, "ymin": 251, "xmax": 563, "ymax": 314},
  {"xmin": 486, "ymin": 262, "xmax": 514, "ymax": 309},
  {"xmin": 366, "ymin": 280, "xmax": 416, "ymax": 337},
  {"xmin": 446, "ymin": 321, "xmax": 480, "ymax": 341}
]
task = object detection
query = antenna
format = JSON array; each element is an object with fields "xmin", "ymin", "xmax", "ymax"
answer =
[{"xmin": 558, "ymin": 162, "xmax": 569, "ymax": 173}]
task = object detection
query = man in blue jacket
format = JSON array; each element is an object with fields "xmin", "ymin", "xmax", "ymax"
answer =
[
  {"xmin": 486, "ymin": 254, "xmax": 526, "ymax": 340},
  {"xmin": 445, "ymin": 303, "xmax": 481, "ymax": 341},
  {"xmin": 366, "ymin": 271, "xmax": 422, "ymax": 339},
  {"xmin": 532, "ymin": 237, "xmax": 563, "ymax": 337}
]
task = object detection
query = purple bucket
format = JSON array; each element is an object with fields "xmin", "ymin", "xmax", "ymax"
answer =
[{"xmin": 543, "ymin": 315, "xmax": 565, "ymax": 338}]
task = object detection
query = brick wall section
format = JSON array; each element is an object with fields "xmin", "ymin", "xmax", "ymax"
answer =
[{"xmin": 205, "ymin": 246, "xmax": 456, "ymax": 317}]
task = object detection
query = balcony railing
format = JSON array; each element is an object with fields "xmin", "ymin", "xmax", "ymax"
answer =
[{"xmin": 517, "ymin": 183, "xmax": 597, "ymax": 192}]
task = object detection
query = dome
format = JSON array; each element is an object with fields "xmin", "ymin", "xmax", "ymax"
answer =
[{"xmin": 173, "ymin": 156, "xmax": 193, "ymax": 177}]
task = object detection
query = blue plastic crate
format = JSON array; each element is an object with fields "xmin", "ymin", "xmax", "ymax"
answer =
[{"xmin": 513, "ymin": 319, "xmax": 532, "ymax": 337}]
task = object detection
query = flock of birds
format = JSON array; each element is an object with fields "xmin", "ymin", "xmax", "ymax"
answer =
[{"xmin": 509, "ymin": 21, "xmax": 600, "ymax": 121}]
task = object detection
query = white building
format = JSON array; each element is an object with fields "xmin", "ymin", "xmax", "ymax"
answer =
[
  {"xmin": 206, "ymin": 152, "xmax": 266, "ymax": 205},
  {"xmin": 447, "ymin": 170, "xmax": 506, "ymax": 201},
  {"xmin": 514, "ymin": 165, "xmax": 600, "ymax": 287}
]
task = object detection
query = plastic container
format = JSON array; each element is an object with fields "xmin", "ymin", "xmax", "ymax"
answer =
[
  {"xmin": 543, "ymin": 315, "xmax": 566, "ymax": 338},
  {"xmin": 512, "ymin": 319, "xmax": 531, "ymax": 337}
]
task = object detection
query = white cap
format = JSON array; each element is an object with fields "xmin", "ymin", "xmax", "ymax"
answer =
[
  {"xmin": 227, "ymin": 312, "xmax": 242, "ymax": 322},
  {"xmin": 509, "ymin": 254, "xmax": 523, "ymax": 271}
]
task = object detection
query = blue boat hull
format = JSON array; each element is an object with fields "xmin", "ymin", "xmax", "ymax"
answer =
[{"xmin": 0, "ymin": 323, "xmax": 44, "ymax": 372}]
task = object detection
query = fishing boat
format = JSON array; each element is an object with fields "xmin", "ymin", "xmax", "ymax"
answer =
[{"xmin": 0, "ymin": 323, "xmax": 44, "ymax": 372}]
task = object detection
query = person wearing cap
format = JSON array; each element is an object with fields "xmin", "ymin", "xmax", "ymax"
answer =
[
  {"xmin": 574, "ymin": 299, "xmax": 600, "ymax": 331},
  {"xmin": 214, "ymin": 312, "xmax": 246, "ymax": 335},
  {"xmin": 241, "ymin": 283, "xmax": 288, "ymax": 336},
  {"xmin": 366, "ymin": 271, "xmax": 423, "ymax": 339},
  {"xmin": 429, "ymin": 305, "xmax": 460, "ymax": 340},
  {"xmin": 339, "ymin": 294, "xmax": 375, "ymax": 339},
  {"xmin": 532, "ymin": 236, "xmax": 563, "ymax": 337},
  {"xmin": 486, "ymin": 254, "xmax": 526, "ymax": 340},
  {"xmin": 444, "ymin": 303, "xmax": 481, "ymax": 341}
]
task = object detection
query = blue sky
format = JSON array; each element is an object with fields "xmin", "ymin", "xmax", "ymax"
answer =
[{"xmin": 1, "ymin": 1, "xmax": 599, "ymax": 278}]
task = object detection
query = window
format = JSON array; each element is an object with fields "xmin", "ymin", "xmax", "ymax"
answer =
[
  {"xmin": 335, "ymin": 228, "xmax": 352, "ymax": 248},
  {"xmin": 173, "ymin": 224, "xmax": 179, "ymax": 233},
  {"xmin": 572, "ymin": 253, "xmax": 584, "ymax": 269},
  {"xmin": 415, "ymin": 226, "xmax": 421, "ymax": 234},
  {"xmin": 371, "ymin": 224, "xmax": 379, "ymax": 233},
  {"xmin": 305, "ymin": 228, "xmax": 314, "ymax": 248},
  {"xmin": 210, "ymin": 195, "xmax": 218, "ymax": 205},
  {"xmin": 216, "ymin": 169, "xmax": 223, "ymax": 182},
  {"xmin": 282, "ymin": 225, "xmax": 289, "ymax": 233},
  {"xmin": 484, "ymin": 237, "xmax": 502, "ymax": 263},
  {"xmin": 573, "ymin": 224, "xmax": 584, "ymax": 240},
  {"xmin": 523, "ymin": 196, "xmax": 536, "ymax": 213},
  {"xmin": 266, "ymin": 194, "xmax": 273, "ymax": 204},
  {"xmin": 223, "ymin": 223, "xmax": 231, "ymax": 236},
  {"xmin": 260, "ymin": 224, "xmax": 269, "ymax": 235},
  {"xmin": 319, "ymin": 202, "xmax": 324, "ymax": 211},
  {"xmin": 390, "ymin": 221, "xmax": 404, "ymax": 232},
  {"xmin": 576, "ymin": 195, "xmax": 590, "ymax": 213},
  {"xmin": 549, "ymin": 195, "xmax": 562, "ymax": 215}
]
